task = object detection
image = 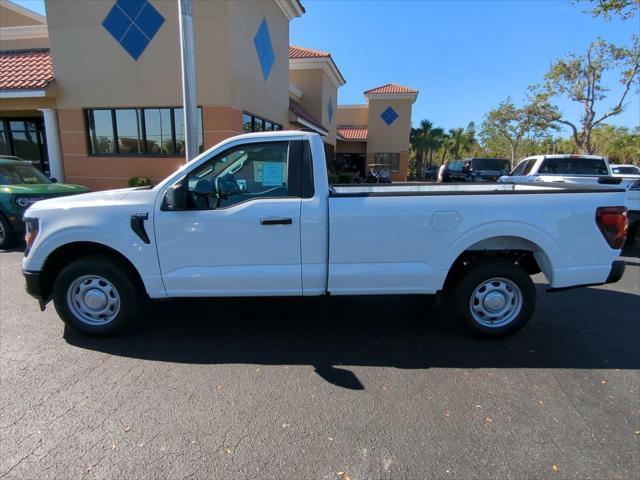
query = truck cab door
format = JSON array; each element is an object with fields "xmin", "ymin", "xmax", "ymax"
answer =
[{"xmin": 154, "ymin": 138, "xmax": 305, "ymax": 297}]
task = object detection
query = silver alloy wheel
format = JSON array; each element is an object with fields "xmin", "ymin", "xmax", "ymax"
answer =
[
  {"xmin": 469, "ymin": 277, "xmax": 522, "ymax": 328},
  {"xmin": 0, "ymin": 221, "xmax": 5, "ymax": 243},
  {"xmin": 66, "ymin": 275, "xmax": 120, "ymax": 325}
]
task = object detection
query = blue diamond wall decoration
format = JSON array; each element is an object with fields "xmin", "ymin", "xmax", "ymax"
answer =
[
  {"xmin": 380, "ymin": 106, "xmax": 399, "ymax": 126},
  {"xmin": 253, "ymin": 18, "xmax": 275, "ymax": 81},
  {"xmin": 327, "ymin": 97, "xmax": 334, "ymax": 122},
  {"xmin": 102, "ymin": 0, "xmax": 165, "ymax": 61}
]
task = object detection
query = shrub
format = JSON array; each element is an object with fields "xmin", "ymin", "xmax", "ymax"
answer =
[{"xmin": 128, "ymin": 176, "xmax": 152, "ymax": 187}]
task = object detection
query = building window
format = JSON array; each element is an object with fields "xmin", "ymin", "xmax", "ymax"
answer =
[
  {"xmin": 85, "ymin": 107, "xmax": 203, "ymax": 156},
  {"xmin": 0, "ymin": 118, "xmax": 49, "ymax": 173},
  {"xmin": 242, "ymin": 112, "xmax": 282, "ymax": 133},
  {"xmin": 375, "ymin": 153, "xmax": 400, "ymax": 172}
]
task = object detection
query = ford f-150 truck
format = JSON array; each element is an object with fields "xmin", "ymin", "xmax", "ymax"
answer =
[{"xmin": 22, "ymin": 132, "xmax": 628, "ymax": 337}]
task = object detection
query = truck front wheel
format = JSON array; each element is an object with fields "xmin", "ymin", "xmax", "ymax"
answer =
[
  {"xmin": 450, "ymin": 259, "xmax": 536, "ymax": 338},
  {"xmin": 52, "ymin": 255, "xmax": 142, "ymax": 335}
]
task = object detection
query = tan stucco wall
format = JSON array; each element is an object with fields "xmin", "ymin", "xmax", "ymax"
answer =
[
  {"xmin": 228, "ymin": 0, "xmax": 289, "ymax": 126},
  {"xmin": 289, "ymin": 70, "xmax": 322, "ymax": 122},
  {"xmin": 45, "ymin": 0, "xmax": 184, "ymax": 109},
  {"xmin": 45, "ymin": 0, "xmax": 289, "ymax": 120},
  {"xmin": 289, "ymin": 67, "xmax": 337, "ymax": 145},
  {"xmin": 336, "ymin": 105, "xmax": 368, "ymax": 126},
  {"xmin": 0, "ymin": 4, "xmax": 44, "ymax": 27},
  {"xmin": 320, "ymin": 71, "xmax": 337, "ymax": 145},
  {"xmin": 0, "ymin": 37, "xmax": 49, "ymax": 50},
  {"xmin": 366, "ymin": 98, "xmax": 412, "ymax": 154},
  {"xmin": 336, "ymin": 140, "xmax": 366, "ymax": 154},
  {"xmin": 0, "ymin": 96, "xmax": 56, "ymax": 111}
]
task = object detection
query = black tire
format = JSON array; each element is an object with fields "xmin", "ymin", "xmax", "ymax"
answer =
[
  {"xmin": 52, "ymin": 255, "xmax": 142, "ymax": 336},
  {"xmin": 0, "ymin": 214, "xmax": 14, "ymax": 250},
  {"xmin": 449, "ymin": 258, "xmax": 536, "ymax": 338}
]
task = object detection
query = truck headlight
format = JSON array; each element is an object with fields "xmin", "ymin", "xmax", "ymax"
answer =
[{"xmin": 24, "ymin": 217, "xmax": 39, "ymax": 256}]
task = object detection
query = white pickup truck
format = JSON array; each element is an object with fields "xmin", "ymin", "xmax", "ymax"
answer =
[
  {"xmin": 23, "ymin": 132, "xmax": 628, "ymax": 337},
  {"xmin": 501, "ymin": 154, "xmax": 640, "ymax": 241}
]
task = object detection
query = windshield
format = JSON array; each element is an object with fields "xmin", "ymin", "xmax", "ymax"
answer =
[
  {"xmin": 472, "ymin": 158, "xmax": 510, "ymax": 171},
  {"xmin": 0, "ymin": 163, "xmax": 50, "ymax": 185},
  {"xmin": 539, "ymin": 157, "xmax": 609, "ymax": 175}
]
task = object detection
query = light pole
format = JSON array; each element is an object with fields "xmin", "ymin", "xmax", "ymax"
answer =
[{"xmin": 178, "ymin": 0, "xmax": 198, "ymax": 162}]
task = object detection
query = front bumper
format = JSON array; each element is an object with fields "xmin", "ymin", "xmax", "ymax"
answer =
[
  {"xmin": 23, "ymin": 270, "xmax": 47, "ymax": 310},
  {"xmin": 548, "ymin": 260, "xmax": 625, "ymax": 292}
]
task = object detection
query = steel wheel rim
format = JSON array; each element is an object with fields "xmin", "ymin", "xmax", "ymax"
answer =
[
  {"xmin": 66, "ymin": 275, "xmax": 120, "ymax": 325},
  {"xmin": 469, "ymin": 277, "xmax": 522, "ymax": 328}
]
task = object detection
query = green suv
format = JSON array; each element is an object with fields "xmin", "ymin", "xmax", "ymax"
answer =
[{"xmin": 0, "ymin": 157, "xmax": 89, "ymax": 248}]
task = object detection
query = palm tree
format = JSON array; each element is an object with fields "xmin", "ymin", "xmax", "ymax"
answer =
[
  {"xmin": 448, "ymin": 128, "xmax": 466, "ymax": 159},
  {"xmin": 410, "ymin": 120, "xmax": 447, "ymax": 178}
]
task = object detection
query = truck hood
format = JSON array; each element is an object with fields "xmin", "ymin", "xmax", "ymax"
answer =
[
  {"xmin": 24, "ymin": 187, "xmax": 159, "ymax": 215},
  {"xmin": 0, "ymin": 183, "xmax": 89, "ymax": 195}
]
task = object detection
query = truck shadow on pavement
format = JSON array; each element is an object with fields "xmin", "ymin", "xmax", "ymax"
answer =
[{"xmin": 64, "ymin": 283, "xmax": 640, "ymax": 389}]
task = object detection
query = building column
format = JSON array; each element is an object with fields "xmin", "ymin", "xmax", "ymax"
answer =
[{"xmin": 38, "ymin": 108, "xmax": 64, "ymax": 181}]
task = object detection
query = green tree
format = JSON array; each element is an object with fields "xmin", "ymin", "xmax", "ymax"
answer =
[
  {"xmin": 540, "ymin": 37, "xmax": 640, "ymax": 154},
  {"xmin": 410, "ymin": 119, "xmax": 446, "ymax": 177},
  {"xmin": 580, "ymin": 0, "xmax": 639, "ymax": 20},
  {"xmin": 480, "ymin": 96, "xmax": 558, "ymax": 164}
]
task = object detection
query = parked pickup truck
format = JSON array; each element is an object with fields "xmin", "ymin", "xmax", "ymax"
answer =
[
  {"xmin": 23, "ymin": 132, "xmax": 628, "ymax": 337},
  {"xmin": 500, "ymin": 154, "xmax": 639, "ymax": 242}
]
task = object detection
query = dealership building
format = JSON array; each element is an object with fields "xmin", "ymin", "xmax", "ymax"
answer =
[{"xmin": 0, "ymin": 0, "xmax": 417, "ymax": 189}]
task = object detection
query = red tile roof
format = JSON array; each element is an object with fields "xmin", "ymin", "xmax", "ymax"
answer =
[
  {"xmin": 0, "ymin": 49, "xmax": 54, "ymax": 91},
  {"xmin": 337, "ymin": 127, "xmax": 368, "ymax": 141},
  {"xmin": 289, "ymin": 98, "xmax": 326, "ymax": 132},
  {"xmin": 289, "ymin": 45, "xmax": 331, "ymax": 59},
  {"xmin": 364, "ymin": 83, "xmax": 418, "ymax": 95}
]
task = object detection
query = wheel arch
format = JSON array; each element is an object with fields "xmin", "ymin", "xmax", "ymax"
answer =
[
  {"xmin": 443, "ymin": 234, "xmax": 555, "ymax": 292},
  {"xmin": 39, "ymin": 241, "xmax": 146, "ymax": 303}
]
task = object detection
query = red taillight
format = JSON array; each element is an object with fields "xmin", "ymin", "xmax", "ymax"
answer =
[{"xmin": 596, "ymin": 206, "xmax": 628, "ymax": 249}]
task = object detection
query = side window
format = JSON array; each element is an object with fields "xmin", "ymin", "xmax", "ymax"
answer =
[{"xmin": 186, "ymin": 141, "xmax": 291, "ymax": 210}]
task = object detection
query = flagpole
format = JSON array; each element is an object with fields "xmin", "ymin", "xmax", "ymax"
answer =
[{"xmin": 178, "ymin": 0, "xmax": 198, "ymax": 162}]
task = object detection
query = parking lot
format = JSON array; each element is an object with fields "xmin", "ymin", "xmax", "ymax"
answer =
[{"xmin": 1, "ymin": 245, "xmax": 638, "ymax": 479}]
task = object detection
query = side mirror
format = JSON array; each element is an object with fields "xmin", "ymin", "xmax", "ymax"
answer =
[
  {"xmin": 49, "ymin": 177, "xmax": 58, "ymax": 183},
  {"xmin": 163, "ymin": 182, "xmax": 187, "ymax": 211}
]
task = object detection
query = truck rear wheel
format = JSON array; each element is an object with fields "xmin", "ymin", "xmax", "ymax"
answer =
[
  {"xmin": 450, "ymin": 258, "xmax": 536, "ymax": 338},
  {"xmin": 52, "ymin": 255, "xmax": 141, "ymax": 335}
]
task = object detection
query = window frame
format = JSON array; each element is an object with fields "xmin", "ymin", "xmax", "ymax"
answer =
[
  {"xmin": 242, "ymin": 111, "xmax": 282, "ymax": 133},
  {"xmin": 84, "ymin": 107, "xmax": 203, "ymax": 157},
  {"xmin": 183, "ymin": 139, "xmax": 301, "ymax": 211},
  {"xmin": 374, "ymin": 152, "xmax": 400, "ymax": 173}
]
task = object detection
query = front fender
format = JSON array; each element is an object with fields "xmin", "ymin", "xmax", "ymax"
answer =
[{"xmin": 24, "ymin": 224, "xmax": 166, "ymax": 298}]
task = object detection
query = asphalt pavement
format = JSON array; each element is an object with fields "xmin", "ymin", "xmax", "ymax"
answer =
[{"xmin": 1, "ymin": 245, "xmax": 639, "ymax": 479}]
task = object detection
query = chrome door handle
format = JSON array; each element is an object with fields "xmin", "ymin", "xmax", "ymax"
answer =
[{"xmin": 260, "ymin": 218, "xmax": 293, "ymax": 225}]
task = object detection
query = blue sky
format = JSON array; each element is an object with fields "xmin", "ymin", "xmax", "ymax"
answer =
[{"xmin": 16, "ymin": 0, "xmax": 640, "ymax": 133}]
